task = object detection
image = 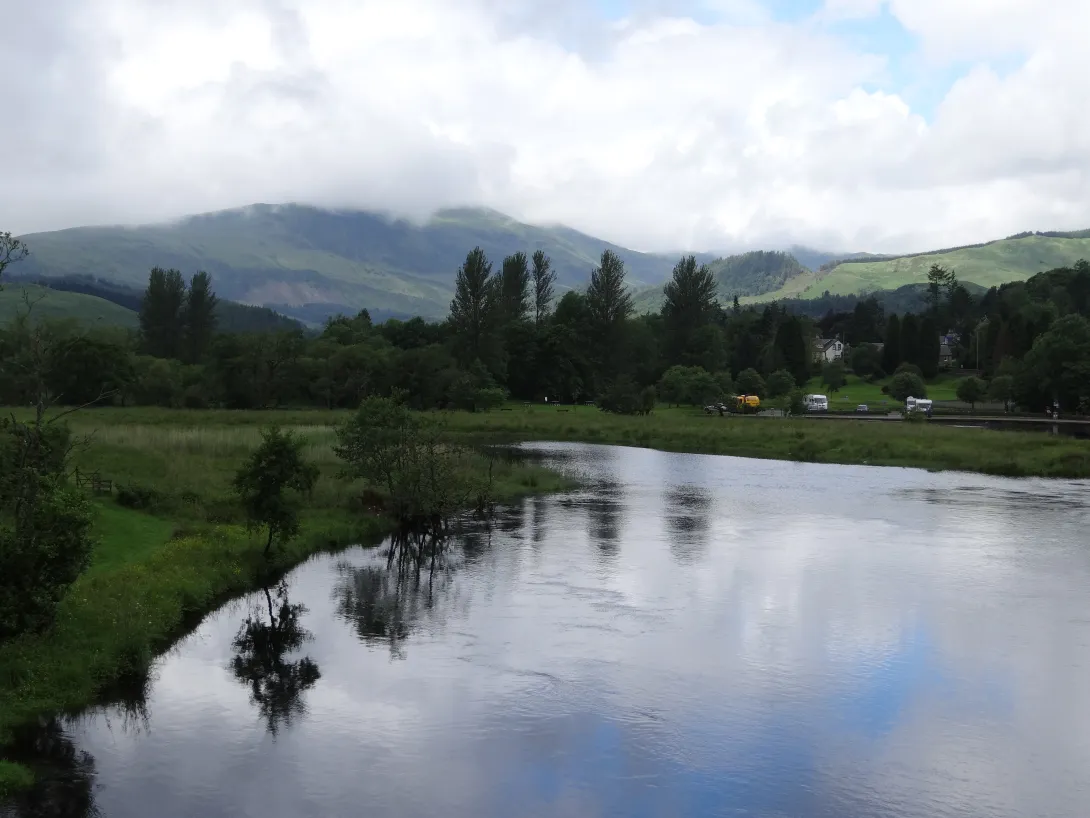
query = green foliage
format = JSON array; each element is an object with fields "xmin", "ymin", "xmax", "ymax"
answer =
[
  {"xmin": 657, "ymin": 365, "xmax": 723, "ymax": 406},
  {"xmin": 0, "ymin": 418, "xmax": 95, "ymax": 641},
  {"xmin": 183, "ymin": 271, "xmax": 218, "ymax": 364},
  {"xmin": 0, "ymin": 232, "xmax": 29, "ymax": 284},
  {"xmin": 900, "ymin": 313, "xmax": 920, "ymax": 371},
  {"xmin": 639, "ymin": 386, "xmax": 657, "ymax": 415},
  {"xmin": 917, "ymin": 316, "xmax": 941, "ymax": 379},
  {"xmin": 1021, "ymin": 314, "xmax": 1090, "ymax": 411},
  {"xmin": 988, "ymin": 375, "xmax": 1015, "ymax": 408},
  {"xmin": 531, "ymin": 250, "xmax": 556, "ymax": 325},
  {"xmin": 735, "ymin": 368, "xmax": 766, "ymax": 398},
  {"xmin": 766, "ymin": 369, "xmax": 796, "ymax": 398},
  {"xmin": 889, "ymin": 371, "xmax": 927, "ymax": 403},
  {"xmin": 499, "ymin": 252, "xmax": 531, "ymax": 324},
  {"xmin": 956, "ymin": 376, "xmax": 988, "ymax": 409},
  {"xmin": 895, "ymin": 362, "xmax": 924, "ymax": 379},
  {"xmin": 882, "ymin": 314, "xmax": 901, "ymax": 374},
  {"xmin": 233, "ymin": 427, "xmax": 319, "ymax": 555},
  {"xmin": 587, "ymin": 250, "xmax": 634, "ymax": 390},
  {"xmin": 787, "ymin": 388, "xmax": 806, "ymax": 416},
  {"xmin": 599, "ymin": 376, "xmax": 644, "ymax": 415},
  {"xmin": 662, "ymin": 255, "xmax": 718, "ymax": 365},
  {"xmin": 773, "ymin": 315, "xmax": 811, "ymax": 386},
  {"xmin": 139, "ymin": 267, "xmax": 187, "ymax": 359},
  {"xmin": 850, "ymin": 343, "xmax": 885, "ymax": 380},
  {"xmin": 821, "ymin": 361, "xmax": 847, "ymax": 392},
  {"xmin": 449, "ymin": 247, "xmax": 503, "ymax": 376}
]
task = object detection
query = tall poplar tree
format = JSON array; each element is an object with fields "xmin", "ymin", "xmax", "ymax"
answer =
[
  {"xmin": 662, "ymin": 255, "xmax": 718, "ymax": 366},
  {"xmin": 586, "ymin": 250, "xmax": 634, "ymax": 390},
  {"xmin": 531, "ymin": 250, "xmax": 556, "ymax": 324},
  {"xmin": 499, "ymin": 252, "xmax": 531, "ymax": 324},
  {"xmin": 183, "ymin": 271, "xmax": 219, "ymax": 364},
  {"xmin": 449, "ymin": 247, "xmax": 501, "ymax": 374},
  {"xmin": 139, "ymin": 267, "xmax": 187, "ymax": 359}
]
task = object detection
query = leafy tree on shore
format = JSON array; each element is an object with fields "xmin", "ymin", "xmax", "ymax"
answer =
[
  {"xmin": 586, "ymin": 250, "xmax": 634, "ymax": 388},
  {"xmin": 735, "ymin": 368, "xmax": 766, "ymax": 397},
  {"xmin": 822, "ymin": 361, "xmax": 847, "ymax": 392},
  {"xmin": 988, "ymin": 375, "xmax": 1015, "ymax": 411},
  {"xmin": 889, "ymin": 371, "xmax": 927, "ymax": 403},
  {"xmin": 766, "ymin": 369, "xmax": 795, "ymax": 399},
  {"xmin": 234, "ymin": 427, "xmax": 319, "ymax": 556},
  {"xmin": 956, "ymin": 376, "xmax": 988, "ymax": 410}
]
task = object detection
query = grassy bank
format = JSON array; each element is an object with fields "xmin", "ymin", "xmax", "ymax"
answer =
[
  {"xmin": 0, "ymin": 409, "xmax": 571, "ymax": 797},
  {"xmin": 441, "ymin": 403, "xmax": 1090, "ymax": 478}
]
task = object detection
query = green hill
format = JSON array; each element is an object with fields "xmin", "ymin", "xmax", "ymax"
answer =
[
  {"xmin": 796, "ymin": 233, "xmax": 1090, "ymax": 298},
  {"xmin": 16, "ymin": 205, "xmax": 710, "ymax": 321},
  {"xmin": 632, "ymin": 250, "xmax": 809, "ymax": 312},
  {"xmin": 0, "ymin": 285, "xmax": 138, "ymax": 328}
]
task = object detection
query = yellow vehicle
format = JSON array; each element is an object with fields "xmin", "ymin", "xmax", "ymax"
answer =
[{"xmin": 735, "ymin": 394, "xmax": 760, "ymax": 413}]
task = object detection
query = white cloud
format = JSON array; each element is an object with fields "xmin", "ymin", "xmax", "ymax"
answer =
[{"xmin": 2, "ymin": 0, "xmax": 1089, "ymax": 254}]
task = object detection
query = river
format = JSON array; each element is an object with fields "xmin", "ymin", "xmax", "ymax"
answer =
[{"xmin": 6, "ymin": 443, "xmax": 1090, "ymax": 818}]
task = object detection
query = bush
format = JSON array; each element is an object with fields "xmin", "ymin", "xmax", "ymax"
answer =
[
  {"xmin": 787, "ymin": 388, "xmax": 805, "ymax": 417},
  {"xmin": 895, "ymin": 362, "xmax": 924, "ymax": 379},
  {"xmin": 821, "ymin": 361, "xmax": 847, "ymax": 392},
  {"xmin": 735, "ymin": 368, "xmax": 766, "ymax": 398},
  {"xmin": 599, "ymin": 377, "xmax": 643, "ymax": 415},
  {"xmin": 116, "ymin": 484, "xmax": 163, "ymax": 511},
  {"xmin": 473, "ymin": 387, "xmax": 507, "ymax": 412}
]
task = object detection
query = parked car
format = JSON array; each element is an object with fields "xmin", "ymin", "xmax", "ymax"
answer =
[
  {"xmin": 856, "ymin": 404, "xmax": 868, "ymax": 413},
  {"xmin": 804, "ymin": 394, "xmax": 828, "ymax": 412}
]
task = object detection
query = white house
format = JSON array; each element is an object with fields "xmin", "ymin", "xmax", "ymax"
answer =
[{"xmin": 814, "ymin": 338, "xmax": 844, "ymax": 363}]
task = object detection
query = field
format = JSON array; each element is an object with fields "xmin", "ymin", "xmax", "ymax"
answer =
[{"xmin": 0, "ymin": 284, "xmax": 138, "ymax": 328}]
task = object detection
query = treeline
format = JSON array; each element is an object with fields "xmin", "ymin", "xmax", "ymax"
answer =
[{"xmin": 2, "ymin": 229, "xmax": 1090, "ymax": 414}]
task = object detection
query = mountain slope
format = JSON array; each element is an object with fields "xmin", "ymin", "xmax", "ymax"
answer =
[
  {"xmin": 17, "ymin": 205, "xmax": 714, "ymax": 321},
  {"xmin": 797, "ymin": 233, "xmax": 1090, "ymax": 298},
  {"xmin": 0, "ymin": 284, "xmax": 139, "ymax": 328}
]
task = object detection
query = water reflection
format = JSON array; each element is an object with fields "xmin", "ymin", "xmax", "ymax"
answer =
[
  {"xmin": 229, "ymin": 582, "xmax": 320, "ymax": 736},
  {"xmin": 663, "ymin": 485, "xmax": 712, "ymax": 564},
  {"xmin": 332, "ymin": 530, "xmax": 466, "ymax": 659}
]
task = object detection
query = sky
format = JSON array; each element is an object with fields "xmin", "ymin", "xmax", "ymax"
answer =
[{"xmin": 3, "ymin": 0, "xmax": 1089, "ymax": 254}]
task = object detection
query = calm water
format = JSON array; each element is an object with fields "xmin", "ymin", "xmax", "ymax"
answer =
[{"xmin": 6, "ymin": 443, "xmax": 1090, "ymax": 818}]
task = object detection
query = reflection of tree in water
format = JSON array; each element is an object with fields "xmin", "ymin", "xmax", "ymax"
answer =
[
  {"xmin": 664, "ymin": 485, "xmax": 713, "ymax": 564},
  {"xmin": 0, "ymin": 671, "xmax": 152, "ymax": 818},
  {"xmin": 229, "ymin": 582, "xmax": 321, "ymax": 736},
  {"xmin": 583, "ymin": 484, "xmax": 625, "ymax": 560},
  {"xmin": 332, "ymin": 527, "xmax": 476, "ymax": 660}
]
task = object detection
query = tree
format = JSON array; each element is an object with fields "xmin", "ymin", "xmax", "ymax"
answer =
[
  {"xmin": 735, "ymin": 368, "xmax": 766, "ymax": 397},
  {"xmin": 662, "ymin": 255, "xmax": 717, "ymax": 365},
  {"xmin": 882, "ymin": 314, "xmax": 902, "ymax": 374},
  {"xmin": 139, "ymin": 267, "xmax": 187, "ymax": 359},
  {"xmin": 988, "ymin": 375, "xmax": 1015, "ymax": 411},
  {"xmin": 234, "ymin": 427, "xmax": 319, "ymax": 555},
  {"xmin": 889, "ymin": 371, "xmax": 927, "ymax": 403},
  {"xmin": 183, "ymin": 271, "xmax": 218, "ymax": 364},
  {"xmin": 586, "ymin": 250, "xmax": 634, "ymax": 388},
  {"xmin": 917, "ymin": 316, "xmax": 941, "ymax": 379},
  {"xmin": 821, "ymin": 360, "xmax": 847, "ymax": 392},
  {"xmin": 499, "ymin": 252, "xmax": 531, "ymax": 324},
  {"xmin": 657, "ymin": 365, "xmax": 692, "ymax": 406},
  {"xmin": 0, "ymin": 231, "xmax": 29, "ymax": 285},
  {"xmin": 956, "ymin": 376, "xmax": 987, "ymax": 410},
  {"xmin": 849, "ymin": 343, "xmax": 884, "ymax": 381},
  {"xmin": 766, "ymin": 369, "xmax": 796, "ymax": 398},
  {"xmin": 787, "ymin": 389, "xmax": 806, "ymax": 416},
  {"xmin": 1021, "ymin": 314, "xmax": 1090, "ymax": 411},
  {"xmin": 899, "ymin": 313, "xmax": 920, "ymax": 375},
  {"xmin": 450, "ymin": 247, "xmax": 502, "ymax": 375},
  {"xmin": 531, "ymin": 250, "xmax": 556, "ymax": 325},
  {"xmin": 926, "ymin": 264, "xmax": 954, "ymax": 316},
  {"xmin": 773, "ymin": 316, "xmax": 810, "ymax": 386}
]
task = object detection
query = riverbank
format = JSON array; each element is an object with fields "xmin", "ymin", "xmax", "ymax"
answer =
[
  {"xmin": 442, "ymin": 404, "xmax": 1090, "ymax": 478},
  {"xmin": 0, "ymin": 412, "xmax": 570, "ymax": 797}
]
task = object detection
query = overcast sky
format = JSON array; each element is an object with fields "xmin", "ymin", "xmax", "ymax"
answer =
[{"xmin": 3, "ymin": 0, "xmax": 1088, "ymax": 253}]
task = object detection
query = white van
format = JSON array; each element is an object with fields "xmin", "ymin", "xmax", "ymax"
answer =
[
  {"xmin": 905, "ymin": 397, "xmax": 933, "ymax": 413},
  {"xmin": 804, "ymin": 394, "xmax": 828, "ymax": 412}
]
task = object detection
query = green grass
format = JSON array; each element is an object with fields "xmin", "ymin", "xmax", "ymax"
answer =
[
  {"xmin": 798, "ymin": 235, "xmax": 1090, "ymax": 297},
  {"xmin": 801, "ymin": 374, "xmax": 959, "ymax": 412},
  {"xmin": 439, "ymin": 402, "xmax": 1090, "ymax": 478},
  {"xmin": 0, "ymin": 284, "xmax": 138, "ymax": 328},
  {"xmin": 0, "ymin": 407, "xmax": 571, "ymax": 796}
]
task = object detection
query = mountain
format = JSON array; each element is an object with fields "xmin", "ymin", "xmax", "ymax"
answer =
[
  {"xmin": 2, "ymin": 273, "xmax": 304, "ymax": 333},
  {"xmin": 16, "ymin": 204, "xmax": 716, "ymax": 322}
]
